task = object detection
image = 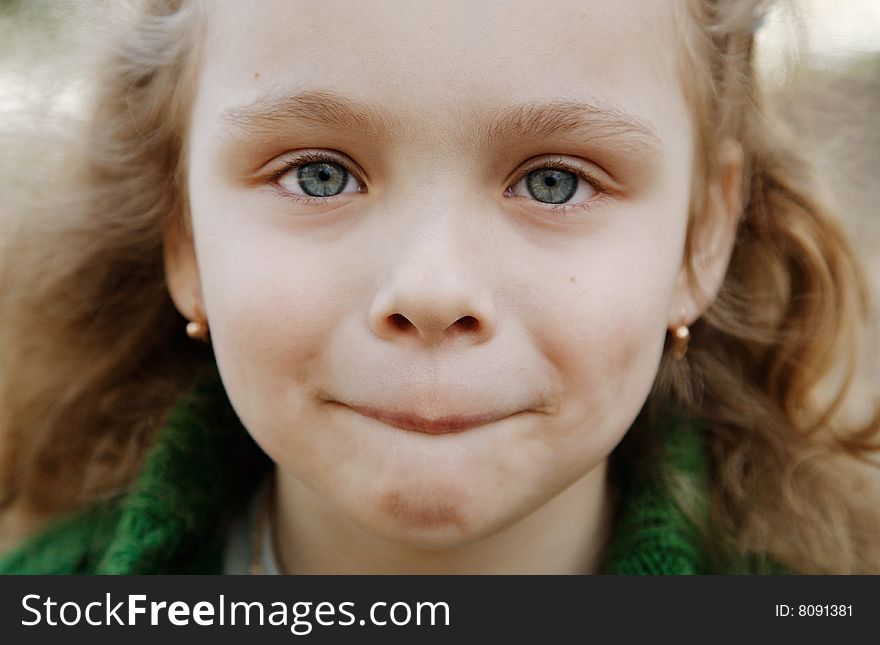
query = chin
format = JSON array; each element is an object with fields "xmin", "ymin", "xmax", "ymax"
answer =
[{"xmin": 350, "ymin": 483, "xmax": 500, "ymax": 550}]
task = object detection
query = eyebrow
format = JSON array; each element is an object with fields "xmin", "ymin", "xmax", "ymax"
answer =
[
  {"xmin": 221, "ymin": 89, "xmax": 398, "ymax": 140},
  {"xmin": 220, "ymin": 89, "xmax": 662, "ymax": 152}
]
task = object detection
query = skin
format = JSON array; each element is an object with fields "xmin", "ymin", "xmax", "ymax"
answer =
[{"xmin": 165, "ymin": 0, "xmax": 742, "ymax": 573}]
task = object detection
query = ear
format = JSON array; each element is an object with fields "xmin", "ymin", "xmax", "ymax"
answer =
[
  {"xmin": 670, "ymin": 138, "xmax": 744, "ymax": 327},
  {"xmin": 163, "ymin": 216, "xmax": 204, "ymax": 320}
]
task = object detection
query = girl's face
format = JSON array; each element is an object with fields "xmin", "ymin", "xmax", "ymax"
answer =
[{"xmin": 168, "ymin": 0, "xmax": 733, "ymax": 547}]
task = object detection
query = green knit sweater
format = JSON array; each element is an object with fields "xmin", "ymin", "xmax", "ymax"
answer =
[{"xmin": 0, "ymin": 366, "xmax": 787, "ymax": 575}]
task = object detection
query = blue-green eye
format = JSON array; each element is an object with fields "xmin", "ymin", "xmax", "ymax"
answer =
[
  {"xmin": 509, "ymin": 161, "xmax": 599, "ymax": 208},
  {"xmin": 297, "ymin": 162, "xmax": 348, "ymax": 197},
  {"xmin": 276, "ymin": 156, "xmax": 362, "ymax": 199},
  {"xmin": 525, "ymin": 168, "xmax": 578, "ymax": 204}
]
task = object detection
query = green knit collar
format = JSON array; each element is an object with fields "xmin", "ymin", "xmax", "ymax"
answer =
[
  {"xmin": 94, "ymin": 365, "xmax": 271, "ymax": 574},
  {"xmin": 602, "ymin": 410, "xmax": 710, "ymax": 574},
  {"xmin": 95, "ymin": 365, "xmax": 711, "ymax": 575}
]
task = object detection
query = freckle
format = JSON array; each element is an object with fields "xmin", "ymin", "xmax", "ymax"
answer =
[
  {"xmin": 570, "ymin": 276, "xmax": 576, "ymax": 283},
  {"xmin": 253, "ymin": 71, "xmax": 260, "ymax": 79}
]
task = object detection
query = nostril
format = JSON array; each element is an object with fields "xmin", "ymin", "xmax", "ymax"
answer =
[
  {"xmin": 384, "ymin": 314, "xmax": 481, "ymax": 337},
  {"xmin": 388, "ymin": 313, "xmax": 412, "ymax": 332},
  {"xmin": 457, "ymin": 316, "xmax": 479, "ymax": 332}
]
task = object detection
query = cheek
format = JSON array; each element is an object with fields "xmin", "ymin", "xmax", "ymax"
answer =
[
  {"xmin": 552, "ymin": 286, "xmax": 666, "ymax": 453},
  {"xmin": 527, "ymin": 236, "xmax": 679, "ymax": 467},
  {"xmin": 193, "ymin": 223, "xmax": 354, "ymax": 456}
]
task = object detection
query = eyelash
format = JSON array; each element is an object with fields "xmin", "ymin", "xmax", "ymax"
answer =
[
  {"xmin": 506, "ymin": 157, "xmax": 609, "ymax": 214},
  {"xmin": 269, "ymin": 151, "xmax": 609, "ymax": 213},
  {"xmin": 269, "ymin": 151, "xmax": 364, "ymax": 205}
]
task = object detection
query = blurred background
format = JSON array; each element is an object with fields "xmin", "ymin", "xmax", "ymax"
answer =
[
  {"xmin": 1, "ymin": 0, "xmax": 878, "ymax": 382},
  {"xmin": 759, "ymin": 0, "xmax": 880, "ymax": 385}
]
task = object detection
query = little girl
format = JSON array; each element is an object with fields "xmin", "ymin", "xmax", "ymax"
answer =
[{"xmin": 1, "ymin": 0, "xmax": 878, "ymax": 574}]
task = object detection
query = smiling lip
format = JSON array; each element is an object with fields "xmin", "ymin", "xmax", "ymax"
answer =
[{"xmin": 345, "ymin": 403, "xmax": 513, "ymax": 434}]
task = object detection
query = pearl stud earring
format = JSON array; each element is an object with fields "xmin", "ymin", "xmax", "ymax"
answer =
[{"xmin": 185, "ymin": 297, "xmax": 210, "ymax": 343}]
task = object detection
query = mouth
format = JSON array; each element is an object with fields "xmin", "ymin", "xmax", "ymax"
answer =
[{"xmin": 343, "ymin": 403, "xmax": 514, "ymax": 434}]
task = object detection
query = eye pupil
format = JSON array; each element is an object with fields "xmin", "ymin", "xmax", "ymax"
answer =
[
  {"xmin": 297, "ymin": 162, "xmax": 348, "ymax": 197},
  {"xmin": 526, "ymin": 168, "xmax": 577, "ymax": 204}
]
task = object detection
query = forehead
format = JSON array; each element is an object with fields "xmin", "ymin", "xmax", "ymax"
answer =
[{"xmin": 193, "ymin": 0, "xmax": 687, "ymax": 148}]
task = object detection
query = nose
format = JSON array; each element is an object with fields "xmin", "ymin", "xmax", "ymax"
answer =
[{"xmin": 368, "ymin": 224, "xmax": 498, "ymax": 348}]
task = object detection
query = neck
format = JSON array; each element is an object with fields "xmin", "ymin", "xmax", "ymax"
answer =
[{"xmin": 272, "ymin": 461, "xmax": 615, "ymax": 575}]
